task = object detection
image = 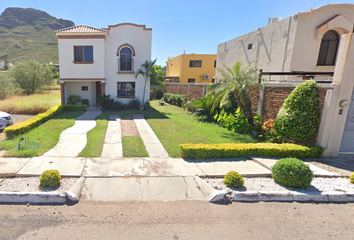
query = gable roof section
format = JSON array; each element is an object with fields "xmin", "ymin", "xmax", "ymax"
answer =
[{"xmin": 55, "ymin": 25, "xmax": 108, "ymax": 34}]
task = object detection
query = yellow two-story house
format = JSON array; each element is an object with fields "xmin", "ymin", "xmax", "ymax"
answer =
[{"xmin": 165, "ymin": 54, "xmax": 216, "ymax": 83}]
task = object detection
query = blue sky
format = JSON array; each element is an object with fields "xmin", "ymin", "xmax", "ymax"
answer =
[{"xmin": 1, "ymin": 0, "xmax": 353, "ymax": 66}]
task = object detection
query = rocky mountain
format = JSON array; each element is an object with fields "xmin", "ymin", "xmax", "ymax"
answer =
[{"xmin": 0, "ymin": 7, "xmax": 75, "ymax": 63}]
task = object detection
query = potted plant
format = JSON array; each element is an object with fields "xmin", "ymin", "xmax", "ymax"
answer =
[{"xmin": 252, "ymin": 114, "xmax": 263, "ymax": 137}]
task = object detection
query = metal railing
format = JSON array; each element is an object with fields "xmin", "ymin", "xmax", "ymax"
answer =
[{"xmin": 258, "ymin": 70, "xmax": 334, "ymax": 83}]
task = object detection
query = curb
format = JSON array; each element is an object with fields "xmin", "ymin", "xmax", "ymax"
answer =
[
  {"xmin": 231, "ymin": 191, "xmax": 354, "ymax": 203},
  {"xmin": 0, "ymin": 192, "xmax": 66, "ymax": 204},
  {"xmin": 65, "ymin": 177, "xmax": 85, "ymax": 202}
]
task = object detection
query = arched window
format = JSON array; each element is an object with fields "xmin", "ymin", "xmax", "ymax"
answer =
[
  {"xmin": 119, "ymin": 47, "xmax": 133, "ymax": 71},
  {"xmin": 317, "ymin": 30, "xmax": 339, "ymax": 66}
]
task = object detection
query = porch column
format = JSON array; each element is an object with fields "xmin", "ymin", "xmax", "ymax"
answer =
[
  {"xmin": 59, "ymin": 82, "xmax": 65, "ymax": 105},
  {"xmin": 100, "ymin": 81, "xmax": 106, "ymax": 96}
]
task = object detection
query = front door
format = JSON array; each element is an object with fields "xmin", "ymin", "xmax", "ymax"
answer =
[{"xmin": 340, "ymin": 87, "xmax": 354, "ymax": 152}]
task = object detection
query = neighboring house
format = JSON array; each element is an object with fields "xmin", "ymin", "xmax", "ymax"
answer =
[
  {"xmin": 55, "ymin": 23, "xmax": 152, "ymax": 106},
  {"xmin": 165, "ymin": 54, "xmax": 217, "ymax": 83},
  {"xmin": 216, "ymin": 4, "xmax": 354, "ymax": 156}
]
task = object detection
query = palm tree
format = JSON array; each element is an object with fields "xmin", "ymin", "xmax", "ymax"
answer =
[
  {"xmin": 135, "ymin": 59, "xmax": 157, "ymax": 107},
  {"xmin": 212, "ymin": 61, "xmax": 259, "ymax": 126}
]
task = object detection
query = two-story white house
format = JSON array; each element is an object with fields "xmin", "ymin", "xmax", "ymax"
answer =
[{"xmin": 55, "ymin": 23, "xmax": 152, "ymax": 106}]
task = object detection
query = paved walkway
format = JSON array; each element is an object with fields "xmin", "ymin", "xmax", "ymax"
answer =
[
  {"xmin": 43, "ymin": 110, "xmax": 101, "ymax": 157},
  {"xmin": 101, "ymin": 115, "xmax": 122, "ymax": 158},
  {"xmin": 133, "ymin": 114, "xmax": 169, "ymax": 158}
]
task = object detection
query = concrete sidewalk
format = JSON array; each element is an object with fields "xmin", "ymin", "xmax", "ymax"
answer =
[
  {"xmin": 101, "ymin": 115, "xmax": 122, "ymax": 158},
  {"xmin": 43, "ymin": 109, "xmax": 101, "ymax": 157},
  {"xmin": 133, "ymin": 115, "xmax": 168, "ymax": 158}
]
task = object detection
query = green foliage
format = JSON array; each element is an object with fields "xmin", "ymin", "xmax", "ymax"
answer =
[
  {"xmin": 135, "ymin": 59, "xmax": 157, "ymax": 107},
  {"xmin": 10, "ymin": 61, "xmax": 55, "ymax": 94},
  {"xmin": 4, "ymin": 105, "xmax": 63, "ymax": 138},
  {"xmin": 112, "ymin": 100, "xmax": 127, "ymax": 111},
  {"xmin": 62, "ymin": 105, "xmax": 87, "ymax": 111},
  {"xmin": 67, "ymin": 94, "xmax": 82, "ymax": 105},
  {"xmin": 190, "ymin": 95, "xmax": 218, "ymax": 121},
  {"xmin": 150, "ymin": 85, "xmax": 166, "ymax": 100},
  {"xmin": 274, "ymin": 80, "xmax": 320, "ymax": 141},
  {"xmin": 223, "ymin": 171, "xmax": 244, "ymax": 189},
  {"xmin": 40, "ymin": 169, "xmax": 61, "ymax": 188},
  {"xmin": 81, "ymin": 99, "xmax": 89, "ymax": 105},
  {"xmin": 150, "ymin": 65, "xmax": 165, "ymax": 86},
  {"xmin": 272, "ymin": 158, "xmax": 313, "ymax": 188},
  {"xmin": 180, "ymin": 143, "xmax": 324, "ymax": 159},
  {"xmin": 163, "ymin": 93, "xmax": 187, "ymax": 107},
  {"xmin": 264, "ymin": 128, "xmax": 283, "ymax": 143},
  {"xmin": 350, "ymin": 172, "xmax": 354, "ymax": 184},
  {"xmin": 126, "ymin": 98, "xmax": 142, "ymax": 109},
  {"xmin": 212, "ymin": 61, "xmax": 259, "ymax": 127},
  {"xmin": 0, "ymin": 72, "xmax": 17, "ymax": 100},
  {"xmin": 96, "ymin": 94, "xmax": 114, "ymax": 110},
  {"xmin": 216, "ymin": 108, "xmax": 252, "ymax": 134}
]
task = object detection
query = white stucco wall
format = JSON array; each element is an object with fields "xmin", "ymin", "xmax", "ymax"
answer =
[
  {"xmin": 63, "ymin": 81, "xmax": 96, "ymax": 105},
  {"xmin": 104, "ymin": 24, "xmax": 152, "ymax": 104},
  {"xmin": 291, "ymin": 5, "xmax": 354, "ymax": 72},
  {"xmin": 58, "ymin": 38, "xmax": 105, "ymax": 79},
  {"xmin": 216, "ymin": 16, "xmax": 298, "ymax": 79}
]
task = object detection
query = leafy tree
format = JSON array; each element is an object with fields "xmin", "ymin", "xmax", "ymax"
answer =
[
  {"xmin": 274, "ymin": 80, "xmax": 320, "ymax": 141},
  {"xmin": 212, "ymin": 61, "xmax": 259, "ymax": 126},
  {"xmin": 135, "ymin": 59, "xmax": 157, "ymax": 107},
  {"xmin": 10, "ymin": 61, "xmax": 55, "ymax": 94},
  {"xmin": 0, "ymin": 72, "xmax": 17, "ymax": 100},
  {"xmin": 3, "ymin": 54, "xmax": 9, "ymax": 70},
  {"xmin": 150, "ymin": 65, "xmax": 165, "ymax": 86}
]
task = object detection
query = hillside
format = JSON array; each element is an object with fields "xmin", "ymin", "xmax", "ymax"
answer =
[{"xmin": 0, "ymin": 7, "xmax": 74, "ymax": 63}]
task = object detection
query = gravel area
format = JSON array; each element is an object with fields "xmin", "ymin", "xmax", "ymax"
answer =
[
  {"xmin": 206, "ymin": 177, "xmax": 354, "ymax": 193},
  {"xmin": 0, "ymin": 177, "xmax": 77, "ymax": 193}
]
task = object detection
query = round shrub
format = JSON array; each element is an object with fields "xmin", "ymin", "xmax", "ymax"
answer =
[
  {"xmin": 350, "ymin": 172, "xmax": 354, "ymax": 185},
  {"xmin": 40, "ymin": 169, "xmax": 61, "ymax": 188},
  {"xmin": 272, "ymin": 158, "xmax": 313, "ymax": 188},
  {"xmin": 223, "ymin": 171, "xmax": 244, "ymax": 189}
]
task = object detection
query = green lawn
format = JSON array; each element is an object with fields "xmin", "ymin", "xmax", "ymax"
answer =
[
  {"xmin": 122, "ymin": 136, "xmax": 149, "ymax": 157},
  {"xmin": 78, "ymin": 112, "xmax": 109, "ymax": 157},
  {"xmin": 111, "ymin": 100, "xmax": 258, "ymax": 157},
  {"xmin": 0, "ymin": 111, "xmax": 85, "ymax": 157}
]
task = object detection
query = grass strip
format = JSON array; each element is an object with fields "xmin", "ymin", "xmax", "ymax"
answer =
[
  {"xmin": 0, "ymin": 111, "xmax": 85, "ymax": 157},
  {"xmin": 78, "ymin": 112, "xmax": 109, "ymax": 157},
  {"xmin": 110, "ymin": 100, "xmax": 259, "ymax": 158},
  {"xmin": 122, "ymin": 136, "xmax": 148, "ymax": 157}
]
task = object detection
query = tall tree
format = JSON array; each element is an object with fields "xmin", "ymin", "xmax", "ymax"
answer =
[
  {"xmin": 135, "ymin": 59, "xmax": 157, "ymax": 107},
  {"xmin": 10, "ymin": 61, "xmax": 55, "ymax": 94},
  {"xmin": 212, "ymin": 61, "xmax": 259, "ymax": 126}
]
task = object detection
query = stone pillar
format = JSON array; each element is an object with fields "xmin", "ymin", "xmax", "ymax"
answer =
[{"xmin": 59, "ymin": 82, "xmax": 65, "ymax": 105}]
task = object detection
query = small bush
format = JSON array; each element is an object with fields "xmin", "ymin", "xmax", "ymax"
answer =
[
  {"xmin": 150, "ymin": 85, "xmax": 165, "ymax": 100},
  {"xmin": 180, "ymin": 143, "xmax": 324, "ymax": 159},
  {"xmin": 216, "ymin": 108, "xmax": 251, "ymax": 134},
  {"xmin": 112, "ymin": 100, "xmax": 127, "ymax": 111},
  {"xmin": 223, "ymin": 171, "xmax": 244, "ymax": 189},
  {"xmin": 67, "ymin": 94, "xmax": 82, "ymax": 105},
  {"xmin": 81, "ymin": 99, "xmax": 89, "ymax": 105},
  {"xmin": 350, "ymin": 172, "xmax": 354, "ymax": 184},
  {"xmin": 163, "ymin": 93, "xmax": 187, "ymax": 107},
  {"xmin": 96, "ymin": 94, "xmax": 114, "ymax": 110},
  {"xmin": 126, "ymin": 98, "xmax": 141, "ymax": 109},
  {"xmin": 272, "ymin": 158, "xmax": 313, "ymax": 188},
  {"xmin": 40, "ymin": 169, "xmax": 61, "ymax": 188}
]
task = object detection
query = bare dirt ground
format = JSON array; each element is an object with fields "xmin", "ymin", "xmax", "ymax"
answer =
[
  {"xmin": 0, "ymin": 201, "xmax": 353, "ymax": 240},
  {"xmin": 0, "ymin": 114, "xmax": 35, "ymax": 141},
  {"xmin": 121, "ymin": 117, "xmax": 140, "ymax": 137}
]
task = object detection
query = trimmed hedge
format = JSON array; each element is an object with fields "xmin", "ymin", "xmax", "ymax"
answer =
[
  {"xmin": 4, "ymin": 105, "xmax": 87, "ymax": 138},
  {"xmin": 163, "ymin": 93, "xmax": 187, "ymax": 107},
  {"xmin": 180, "ymin": 143, "xmax": 324, "ymax": 159}
]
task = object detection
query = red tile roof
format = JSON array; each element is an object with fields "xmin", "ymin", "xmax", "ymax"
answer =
[{"xmin": 55, "ymin": 25, "xmax": 108, "ymax": 33}]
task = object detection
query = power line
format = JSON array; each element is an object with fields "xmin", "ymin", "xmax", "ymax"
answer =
[{"xmin": 308, "ymin": 0, "xmax": 324, "ymax": 10}]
